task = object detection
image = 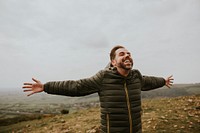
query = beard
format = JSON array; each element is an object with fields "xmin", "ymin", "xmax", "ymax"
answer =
[
  {"xmin": 118, "ymin": 62, "xmax": 133, "ymax": 70},
  {"xmin": 117, "ymin": 58, "xmax": 133, "ymax": 70}
]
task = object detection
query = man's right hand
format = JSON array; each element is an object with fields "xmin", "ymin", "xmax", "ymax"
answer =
[{"xmin": 22, "ymin": 78, "xmax": 44, "ymax": 96}]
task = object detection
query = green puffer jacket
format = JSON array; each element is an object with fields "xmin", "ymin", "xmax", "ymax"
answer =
[{"xmin": 44, "ymin": 68, "xmax": 165, "ymax": 133}]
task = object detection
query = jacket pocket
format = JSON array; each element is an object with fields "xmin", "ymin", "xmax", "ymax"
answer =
[{"xmin": 106, "ymin": 113, "xmax": 110, "ymax": 133}]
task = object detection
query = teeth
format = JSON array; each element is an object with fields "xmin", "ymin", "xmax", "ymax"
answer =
[{"xmin": 125, "ymin": 60, "xmax": 130, "ymax": 63}]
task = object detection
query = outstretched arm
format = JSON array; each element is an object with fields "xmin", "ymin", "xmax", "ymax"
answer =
[
  {"xmin": 23, "ymin": 70, "xmax": 104, "ymax": 97},
  {"xmin": 141, "ymin": 75, "xmax": 174, "ymax": 91},
  {"xmin": 44, "ymin": 70, "xmax": 104, "ymax": 97},
  {"xmin": 22, "ymin": 78, "xmax": 44, "ymax": 96}
]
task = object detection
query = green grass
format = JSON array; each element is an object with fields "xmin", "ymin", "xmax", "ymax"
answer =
[{"xmin": 1, "ymin": 95, "xmax": 199, "ymax": 133}]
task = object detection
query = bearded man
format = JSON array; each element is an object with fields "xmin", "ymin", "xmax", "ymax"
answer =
[{"xmin": 23, "ymin": 45, "xmax": 173, "ymax": 133}]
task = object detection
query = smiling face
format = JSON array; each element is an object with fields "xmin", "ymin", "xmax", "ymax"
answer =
[{"xmin": 111, "ymin": 48, "xmax": 134, "ymax": 70}]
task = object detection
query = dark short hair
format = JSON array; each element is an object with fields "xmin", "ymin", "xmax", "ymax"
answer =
[{"xmin": 110, "ymin": 45, "xmax": 124, "ymax": 61}]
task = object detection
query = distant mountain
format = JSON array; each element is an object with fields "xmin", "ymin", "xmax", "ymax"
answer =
[
  {"xmin": 141, "ymin": 83, "xmax": 200, "ymax": 98},
  {"xmin": 0, "ymin": 83, "xmax": 199, "ymax": 105}
]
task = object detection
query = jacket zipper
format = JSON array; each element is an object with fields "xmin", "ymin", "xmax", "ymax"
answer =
[
  {"xmin": 124, "ymin": 82, "xmax": 133, "ymax": 133},
  {"xmin": 106, "ymin": 113, "xmax": 110, "ymax": 133}
]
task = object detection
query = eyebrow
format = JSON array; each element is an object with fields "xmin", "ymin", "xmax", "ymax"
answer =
[{"xmin": 118, "ymin": 51, "xmax": 131, "ymax": 55}]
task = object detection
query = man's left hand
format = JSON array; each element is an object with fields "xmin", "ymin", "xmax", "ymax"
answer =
[{"xmin": 165, "ymin": 75, "xmax": 174, "ymax": 88}]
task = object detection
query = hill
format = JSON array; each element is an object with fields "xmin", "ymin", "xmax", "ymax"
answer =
[
  {"xmin": 141, "ymin": 83, "xmax": 200, "ymax": 98},
  {"xmin": 0, "ymin": 95, "xmax": 199, "ymax": 133}
]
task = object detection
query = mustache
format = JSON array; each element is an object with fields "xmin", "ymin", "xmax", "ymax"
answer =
[{"xmin": 122, "ymin": 57, "xmax": 133, "ymax": 63}]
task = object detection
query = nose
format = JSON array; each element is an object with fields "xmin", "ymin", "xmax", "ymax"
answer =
[
  {"xmin": 125, "ymin": 53, "xmax": 131, "ymax": 57},
  {"xmin": 124, "ymin": 53, "xmax": 133, "ymax": 61}
]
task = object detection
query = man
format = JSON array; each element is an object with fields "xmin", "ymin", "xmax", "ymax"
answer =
[{"xmin": 23, "ymin": 45, "xmax": 173, "ymax": 133}]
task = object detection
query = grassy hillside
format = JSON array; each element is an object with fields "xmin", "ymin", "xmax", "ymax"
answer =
[
  {"xmin": 1, "ymin": 95, "xmax": 199, "ymax": 133},
  {"xmin": 141, "ymin": 83, "xmax": 200, "ymax": 98}
]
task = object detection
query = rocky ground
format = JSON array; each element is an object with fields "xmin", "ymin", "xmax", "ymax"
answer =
[{"xmin": 1, "ymin": 95, "xmax": 200, "ymax": 133}]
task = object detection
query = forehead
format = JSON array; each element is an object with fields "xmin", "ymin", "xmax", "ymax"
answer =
[{"xmin": 115, "ymin": 48, "xmax": 130, "ymax": 54}]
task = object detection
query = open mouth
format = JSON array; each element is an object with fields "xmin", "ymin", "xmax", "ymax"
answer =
[
  {"xmin": 124, "ymin": 59, "xmax": 131, "ymax": 63},
  {"xmin": 123, "ymin": 59, "xmax": 132, "ymax": 64}
]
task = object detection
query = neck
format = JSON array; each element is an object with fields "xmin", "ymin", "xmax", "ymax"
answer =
[{"xmin": 116, "ymin": 67, "xmax": 130, "ymax": 77}]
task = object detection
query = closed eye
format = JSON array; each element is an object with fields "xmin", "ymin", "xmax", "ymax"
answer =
[
  {"xmin": 119, "ymin": 52, "xmax": 125, "ymax": 56},
  {"xmin": 119, "ymin": 52, "xmax": 131, "ymax": 56}
]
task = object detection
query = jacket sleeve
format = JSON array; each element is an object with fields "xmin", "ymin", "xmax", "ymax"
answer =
[
  {"xmin": 141, "ymin": 75, "xmax": 166, "ymax": 91},
  {"xmin": 44, "ymin": 70, "xmax": 104, "ymax": 96}
]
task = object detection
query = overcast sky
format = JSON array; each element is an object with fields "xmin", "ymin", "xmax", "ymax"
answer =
[{"xmin": 0, "ymin": 0, "xmax": 200, "ymax": 90}]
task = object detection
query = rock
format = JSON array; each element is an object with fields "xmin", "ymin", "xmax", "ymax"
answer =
[
  {"xmin": 160, "ymin": 116, "xmax": 165, "ymax": 119},
  {"xmin": 173, "ymin": 125, "xmax": 177, "ymax": 128},
  {"xmin": 195, "ymin": 106, "xmax": 200, "ymax": 110},
  {"xmin": 26, "ymin": 124, "xmax": 30, "ymax": 127},
  {"xmin": 60, "ymin": 119, "xmax": 65, "ymax": 123},
  {"xmin": 64, "ymin": 129, "xmax": 71, "ymax": 133},
  {"xmin": 86, "ymin": 129, "xmax": 97, "ymax": 133},
  {"xmin": 61, "ymin": 109, "xmax": 69, "ymax": 114}
]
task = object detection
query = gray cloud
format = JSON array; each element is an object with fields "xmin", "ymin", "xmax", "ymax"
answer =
[{"xmin": 0, "ymin": 0, "xmax": 200, "ymax": 89}]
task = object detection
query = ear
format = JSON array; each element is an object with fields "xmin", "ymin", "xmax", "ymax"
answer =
[{"xmin": 111, "ymin": 60, "xmax": 116, "ymax": 67}]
